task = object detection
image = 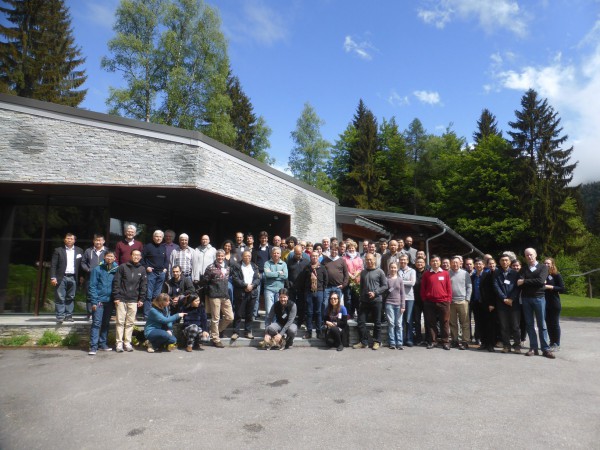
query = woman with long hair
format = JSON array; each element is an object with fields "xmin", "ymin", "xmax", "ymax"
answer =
[
  {"xmin": 544, "ymin": 258, "xmax": 565, "ymax": 352},
  {"xmin": 323, "ymin": 291, "xmax": 348, "ymax": 351}
]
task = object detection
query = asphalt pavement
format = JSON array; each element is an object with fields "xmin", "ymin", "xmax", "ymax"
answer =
[{"xmin": 1, "ymin": 318, "xmax": 599, "ymax": 449}]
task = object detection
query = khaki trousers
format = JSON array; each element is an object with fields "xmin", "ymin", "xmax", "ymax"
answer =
[
  {"xmin": 208, "ymin": 297, "xmax": 233, "ymax": 343},
  {"xmin": 115, "ymin": 302, "xmax": 137, "ymax": 345},
  {"xmin": 450, "ymin": 300, "xmax": 471, "ymax": 343}
]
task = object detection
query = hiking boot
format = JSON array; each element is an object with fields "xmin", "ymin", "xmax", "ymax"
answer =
[
  {"xmin": 372, "ymin": 342, "xmax": 380, "ymax": 350},
  {"xmin": 352, "ymin": 342, "xmax": 367, "ymax": 349},
  {"xmin": 186, "ymin": 345, "xmax": 193, "ymax": 352},
  {"xmin": 230, "ymin": 332, "xmax": 239, "ymax": 341},
  {"xmin": 167, "ymin": 343, "xmax": 176, "ymax": 352}
]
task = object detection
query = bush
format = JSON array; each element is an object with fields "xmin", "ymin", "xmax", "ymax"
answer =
[
  {"xmin": 37, "ymin": 330, "xmax": 63, "ymax": 346},
  {"xmin": 553, "ymin": 253, "xmax": 587, "ymax": 297},
  {"xmin": 61, "ymin": 332, "xmax": 80, "ymax": 347},
  {"xmin": 0, "ymin": 334, "xmax": 30, "ymax": 346}
]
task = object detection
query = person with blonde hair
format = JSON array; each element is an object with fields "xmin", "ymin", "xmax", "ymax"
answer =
[
  {"xmin": 544, "ymin": 257, "xmax": 565, "ymax": 352},
  {"xmin": 144, "ymin": 293, "xmax": 186, "ymax": 353}
]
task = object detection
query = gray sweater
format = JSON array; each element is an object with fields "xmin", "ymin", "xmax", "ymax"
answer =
[
  {"xmin": 359, "ymin": 268, "xmax": 388, "ymax": 303},
  {"xmin": 449, "ymin": 269, "xmax": 472, "ymax": 302}
]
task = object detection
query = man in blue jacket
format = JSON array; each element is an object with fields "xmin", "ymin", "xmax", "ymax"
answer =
[
  {"xmin": 493, "ymin": 253, "xmax": 522, "ymax": 354},
  {"xmin": 88, "ymin": 251, "xmax": 118, "ymax": 355}
]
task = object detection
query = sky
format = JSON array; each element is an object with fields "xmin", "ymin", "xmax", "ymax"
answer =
[{"xmin": 62, "ymin": 0, "xmax": 600, "ymax": 184}]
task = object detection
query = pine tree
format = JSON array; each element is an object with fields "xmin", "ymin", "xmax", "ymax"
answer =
[
  {"xmin": 403, "ymin": 118, "xmax": 428, "ymax": 214},
  {"xmin": 507, "ymin": 89, "xmax": 578, "ymax": 252},
  {"xmin": 473, "ymin": 108, "xmax": 502, "ymax": 145},
  {"xmin": 289, "ymin": 102, "xmax": 331, "ymax": 189},
  {"xmin": 0, "ymin": 0, "xmax": 87, "ymax": 106}
]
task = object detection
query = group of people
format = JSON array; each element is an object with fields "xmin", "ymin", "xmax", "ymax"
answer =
[{"xmin": 48, "ymin": 227, "xmax": 563, "ymax": 358}]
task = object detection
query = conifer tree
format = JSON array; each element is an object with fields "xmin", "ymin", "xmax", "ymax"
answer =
[
  {"xmin": 0, "ymin": 0, "xmax": 87, "ymax": 106},
  {"xmin": 473, "ymin": 108, "xmax": 502, "ymax": 145}
]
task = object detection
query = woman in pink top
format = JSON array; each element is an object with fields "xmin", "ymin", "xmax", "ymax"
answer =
[{"xmin": 343, "ymin": 240, "xmax": 363, "ymax": 319}]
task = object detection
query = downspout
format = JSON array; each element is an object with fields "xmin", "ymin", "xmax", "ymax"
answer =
[{"xmin": 425, "ymin": 226, "xmax": 447, "ymax": 262}]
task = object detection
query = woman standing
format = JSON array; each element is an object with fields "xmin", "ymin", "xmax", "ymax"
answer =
[
  {"xmin": 544, "ymin": 258, "xmax": 565, "ymax": 352},
  {"xmin": 385, "ymin": 262, "xmax": 406, "ymax": 350}
]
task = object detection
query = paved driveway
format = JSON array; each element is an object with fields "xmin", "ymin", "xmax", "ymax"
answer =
[{"xmin": 1, "ymin": 318, "xmax": 599, "ymax": 449}]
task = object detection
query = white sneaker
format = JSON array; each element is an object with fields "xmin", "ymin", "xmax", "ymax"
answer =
[
  {"xmin": 116, "ymin": 343, "xmax": 124, "ymax": 353},
  {"xmin": 125, "ymin": 344, "xmax": 134, "ymax": 352},
  {"xmin": 147, "ymin": 343, "xmax": 155, "ymax": 353},
  {"xmin": 88, "ymin": 350, "xmax": 97, "ymax": 355}
]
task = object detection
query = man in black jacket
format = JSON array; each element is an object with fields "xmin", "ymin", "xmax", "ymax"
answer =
[
  {"xmin": 230, "ymin": 251, "xmax": 260, "ymax": 340},
  {"xmin": 50, "ymin": 233, "xmax": 83, "ymax": 324},
  {"xmin": 517, "ymin": 248, "xmax": 554, "ymax": 359},
  {"xmin": 287, "ymin": 245, "xmax": 310, "ymax": 328}
]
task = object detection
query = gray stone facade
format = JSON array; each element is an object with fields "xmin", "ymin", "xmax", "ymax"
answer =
[{"xmin": 0, "ymin": 95, "xmax": 337, "ymax": 240}]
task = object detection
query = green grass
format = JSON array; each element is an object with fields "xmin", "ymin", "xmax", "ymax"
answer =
[
  {"xmin": 37, "ymin": 330, "xmax": 63, "ymax": 346},
  {"xmin": 0, "ymin": 334, "xmax": 30, "ymax": 346},
  {"xmin": 561, "ymin": 294, "xmax": 600, "ymax": 318},
  {"xmin": 61, "ymin": 332, "xmax": 80, "ymax": 347}
]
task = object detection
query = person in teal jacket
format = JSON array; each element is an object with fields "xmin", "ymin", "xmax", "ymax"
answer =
[
  {"xmin": 88, "ymin": 251, "xmax": 118, "ymax": 355},
  {"xmin": 263, "ymin": 247, "xmax": 288, "ymax": 317},
  {"xmin": 144, "ymin": 293, "xmax": 186, "ymax": 352}
]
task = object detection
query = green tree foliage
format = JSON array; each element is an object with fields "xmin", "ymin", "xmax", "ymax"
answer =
[
  {"xmin": 403, "ymin": 118, "xmax": 428, "ymax": 214},
  {"xmin": 102, "ymin": 0, "xmax": 235, "ymax": 144},
  {"xmin": 0, "ymin": 0, "xmax": 87, "ymax": 106},
  {"xmin": 580, "ymin": 182, "xmax": 600, "ymax": 234},
  {"xmin": 508, "ymin": 89, "xmax": 578, "ymax": 253},
  {"xmin": 227, "ymin": 74, "xmax": 273, "ymax": 164},
  {"xmin": 376, "ymin": 117, "xmax": 411, "ymax": 213},
  {"xmin": 473, "ymin": 108, "xmax": 502, "ymax": 145},
  {"xmin": 289, "ymin": 102, "xmax": 331, "ymax": 190}
]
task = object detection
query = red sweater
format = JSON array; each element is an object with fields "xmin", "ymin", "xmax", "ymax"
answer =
[
  {"xmin": 420, "ymin": 269, "xmax": 452, "ymax": 302},
  {"xmin": 115, "ymin": 240, "xmax": 144, "ymax": 265}
]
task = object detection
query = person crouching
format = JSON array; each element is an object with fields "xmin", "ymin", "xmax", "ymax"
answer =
[
  {"xmin": 259, "ymin": 288, "xmax": 297, "ymax": 350},
  {"xmin": 145, "ymin": 293, "xmax": 186, "ymax": 352},
  {"xmin": 180, "ymin": 293, "xmax": 209, "ymax": 351}
]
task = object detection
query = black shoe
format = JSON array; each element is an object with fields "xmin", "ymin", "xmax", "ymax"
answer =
[
  {"xmin": 396, "ymin": 345, "xmax": 404, "ymax": 350},
  {"xmin": 303, "ymin": 332, "xmax": 312, "ymax": 339},
  {"xmin": 543, "ymin": 350, "xmax": 556, "ymax": 359},
  {"xmin": 56, "ymin": 319, "xmax": 64, "ymax": 325},
  {"xmin": 336, "ymin": 344, "xmax": 344, "ymax": 352},
  {"xmin": 65, "ymin": 316, "xmax": 74, "ymax": 322},
  {"xmin": 487, "ymin": 346, "xmax": 495, "ymax": 352},
  {"xmin": 388, "ymin": 345, "xmax": 395, "ymax": 350},
  {"xmin": 405, "ymin": 342, "xmax": 414, "ymax": 348},
  {"xmin": 426, "ymin": 343, "xmax": 434, "ymax": 349},
  {"xmin": 442, "ymin": 344, "xmax": 451, "ymax": 351}
]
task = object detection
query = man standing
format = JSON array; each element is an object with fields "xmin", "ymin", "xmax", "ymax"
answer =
[
  {"xmin": 230, "ymin": 250, "xmax": 260, "ymax": 340},
  {"xmin": 353, "ymin": 253, "xmax": 387, "ymax": 350},
  {"xmin": 263, "ymin": 247, "xmax": 288, "ymax": 318},
  {"xmin": 421, "ymin": 255, "xmax": 452, "ymax": 350},
  {"xmin": 142, "ymin": 230, "xmax": 168, "ymax": 319},
  {"xmin": 115, "ymin": 224, "xmax": 143, "ymax": 265},
  {"xmin": 362, "ymin": 241, "xmax": 382, "ymax": 268},
  {"xmin": 287, "ymin": 245, "xmax": 310, "ymax": 328},
  {"xmin": 50, "ymin": 233, "xmax": 83, "ymax": 324},
  {"xmin": 494, "ymin": 254, "xmax": 522, "ymax": 354},
  {"xmin": 470, "ymin": 258, "xmax": 485, "ymax": 345},
  {"xmin": 169, "ymin": 233, "xmax": 195, "ymax": 279},
  {"xmin": 449, "ymin": 256, "xmax": 473, "ymax": 350},
  {"xmin": 321, "ymin": 237, "xmax": 331, "ymax": 257},
  {"xmin": 163, "ymin": 230, "xmax": 179, "ymax": 263},
  {"xmin": 322, "ymin": 244, "xmax": 349, "ymax": 316},
  {"xmin": 251, "ymin": 231, "xmax": 271, "ymax": 318},
  {"xmin": 403, "ymin": 236, "xmax": 418, "ymax": 265},
  {"xmin": 412, "ymin": 256, "xmax": 427, "ymax": 345},
  {"xmin": 112, "ymin": 249, "xmax": 147, "ymax": 352},
  {"xmin": 193, "ymin": 235, "xmax": 217, "ymax": 284},
  {"xmin": 203, "ymin": 249, "xmax": 233, "ymax": 348},
  {"xmin": 233, "ymin": 231, "xmax": 247, "ymax": 264},
  {"xmin": 282, "ymin": 236, "xmax": 297, "ymax": 261},
  {"xmin": 380, "ymin": 240, "xmax": 402, "ymax": 276},
  {"xmin": 517, "ymin": 248, "xmax": 554, "ymax": 359},
  {"xmin": 88, "ymin": 251, "xmax": 118, "ymax": 355},
  {"xmin": 80, "ymin": 234, "xmax": 108, "ymax": 321},
  {"xmin": 302, "ymin": 251, "xmax": 328, "ymax": 339}
]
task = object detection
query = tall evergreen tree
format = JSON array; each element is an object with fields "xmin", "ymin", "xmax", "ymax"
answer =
[
  {"xmin": 289, "ymin": 102, "xmax": 331, "ymax": 190},
  {"xmin": 403, "ymin": 118, "xmax": 428, "ymax": 214},
  {"xmin": 227, "ymin": 74, "xmax": 273, "ymax": 164},
  {"xmin": 508, "ymin": 89, "xmax": 578, "ymax": 252},
  {"xmin": 473, "ymin": 108, "xmax": 502, "ymax": 145},
  {"xmin": 0, "ymin": 0, "xmax": 87, "ymax": 106}
]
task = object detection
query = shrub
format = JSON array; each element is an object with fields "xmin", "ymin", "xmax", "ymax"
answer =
[
  {"xmin": 0, "ymin": 334, "xmax": 30, "ymax": 346},
  {"xmin": 61, "ymin": 332, "xmax": 81, "ymax": 347},
  {"xmin": 553, "ymin": 253, "xmax": 587, "ymax": 297},
  {"xmin": 37, "ymin": 330, "xmax": 63, "ymax": 346}
]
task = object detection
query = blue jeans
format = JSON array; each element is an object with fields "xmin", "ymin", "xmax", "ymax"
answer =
[
  {"xmin": 264, "ymin": 289, "xmax": 279, "ymax": 317},
  {"xmin": 55, "ymin": 275, "xmax": 76, "ymax": 320},
  {"xmin": 323, "ymin": 287, "xmax": 342, "ymax": 316},
  {"xmin": 89, "ymin": 302, "xmax": 113, "ymax": 351},
  {"xmin": 386, "ymin": 303, "xmax": 403, "ymax": 346},
  {"xmin": 253, "ymin": 274, "xmax": 264, "ymax": 317},
  {"xmin": 522, "ymin": 296, "xmax": 550, "ymax": 351},
  {"xmin": 402, "ymin": 300, "xmax": 414, "ymax": 344},
  {"xmin": 145, "ymin": 270, "xmax": 166, "ymax": 317},
  {"xmin": 306, "ymin": 291, "xmax": 324, "ymax": 333},
  {"xmin": 146, "ymin": 329, "xmax": 177, "ymax": 349}
]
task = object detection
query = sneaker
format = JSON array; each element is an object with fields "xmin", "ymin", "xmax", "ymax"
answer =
[
  {"xmin": 147, "ymin": 344, "xmax": 155, "ymax": 353},
  {"xmin": 230, "ymin": 332, "xmax": 239, "ymax": 341},
  {"xmin": 88, "ymin": 350, "xmax": 97, "ymax": 355},
  {"xmin": 186, "ymin": 345, "xmax": 193, "ymax": 352},
  {"xmin": 396, "ymin": 345, "xmax": 404, "ymax": 350},
  {"xmin": 116, "ymin": 343, "xmax": 124, "ymax": 353},
  {"xmin": 426, "ymin": 343, "xmax": 434, "ymax": 349},
  {"xmin": 550, "ymin": 344, "xmax": 560, "ymax": 352},
  {"xmin": 442, "ymin": 344, "xmax": 451, "ymax": 351},
  {"xmin": 372, "ymin": 342, "xmax": 380, "ymax": 350},
  {"xmin": 336, "ymin": 344, "xmax": 344, "ymax": 351},
  {"xmin": 99, "ymin": 347, "xmax": 113, "ymax": 352},
  {"xmin": 125, "ymin": 344, "xmax": 134, "ymax": 352},
  {"xmin": 352, "ymin": 342, "xmax": 367, "ymax": 349},
  {"xmin": 501, "ymin": 347, "xmax": 510, "ymax": 353},
  {"xmin": 213, "ymin": 341, "xmax": 224, "ymax": 348},
  {"xmin": 56, "ymin": 319, "xmax": 63, "ymax": 325},
  {"xmin": 457, "ymin": 343, "xmax": 465, "ymax": 350},
  {"xmin": 388, "ymin": 345, "xmax": 396, "ymax": 350},
  {"xmin": 167, "ymin": 343, "xmax": 176, "ymax": 352},
  {"xmin": 65, "ymin": 316, "xmax": 74, "ymax": 322},
  {"xmin": 244, "ymin": 332, "xmax": 254, "ymax": 340},
  {"xmin": 300, "ymin": 324, "xmax": 307, "ymax": 331}
]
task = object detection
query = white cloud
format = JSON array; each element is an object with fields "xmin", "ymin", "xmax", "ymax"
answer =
[
  {"xmin": 242, "ymin": 1, "xmax": 288, "ymax": 45},
  {"xmin": 388, "ymin": 89, "xmax": 410, "ymax": 107},
  {"xmin": 417, "ymin": 0, "xmax": 529, "ymax": 37},
  {"xmin": 413, "ymin": 90, "xmax": 441, "ymax": 105},
  {"xmin": 343, "ymin": 35, "xmax": 376, "ymax": 60},
  {"xmin": 491, "ymin": 29, "xmax": 600, "ymax": 183}
]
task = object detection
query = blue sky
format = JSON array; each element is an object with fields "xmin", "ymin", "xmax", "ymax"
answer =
[{"xmin": 65, "ymin": 0, "xmax": 600, "ymax": 183}]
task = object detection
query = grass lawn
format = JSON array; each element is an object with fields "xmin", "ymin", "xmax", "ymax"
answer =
[{"xmin": 561, "ymin": 294, "xmax": 600, "ymax": 318}]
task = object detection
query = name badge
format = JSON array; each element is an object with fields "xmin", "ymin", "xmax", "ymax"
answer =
[
  {"xmin": 438, "ymin": 276, "xmax": 444, "ymax": 281},
  {"xmin": 337, "ymin": 313, "xmax": 342, "ymax": 319},
  {"xmin": 282, "ymin": 313, "xmax": 287, "ymax": 319},
  {"xmin": 548, "ymin": 275, "xmax": 553, "ymax": 280},
  {"xmin": 504, "ymin": 279, "xmax": 511, "ymax": 285}
]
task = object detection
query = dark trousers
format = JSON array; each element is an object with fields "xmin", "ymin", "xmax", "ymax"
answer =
[
  {"xmin": 357, "ymin": 301, "xmax": 382, "ymax": 344},
  {"xmin": 325, "ymin": 326, "xmax": 343, "ymax": 348},
  {"xmin": 290, "ymin": 287, "xmax": 306, "ymax": 326},
  {"xmin": 412, "ymin": 298, "xmax": 424, "ymax": 343},
  {"xmin": 497, "ymin": 305, "xmax": 521, "ymax": 348},
  {"xmin": 233, "ymin": 290, "xmax": 257, "ymax": 333},
  {"xmin": 423, "ymin": 301, "xmax": 450, "ymax": 344},
  {"xmin": 546, "ymin": 297, "xmax": 562, "ymax": 346},
  {"xmin": 481, "ymin": 305, "xmax": 497, "ymax": 347},
  {"xmin": 471, "ymin": 301, "xmax": 485, "ymax": 341}
]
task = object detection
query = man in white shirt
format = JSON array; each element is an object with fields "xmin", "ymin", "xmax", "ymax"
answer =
[{"xmin": 50, "ymin": 233, "xmax": 83, "ymax": 324}]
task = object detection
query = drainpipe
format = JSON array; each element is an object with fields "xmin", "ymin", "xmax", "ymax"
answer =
[{"xmin": 425, "ymin": 226, "xmax": 447, "ymax": 262}]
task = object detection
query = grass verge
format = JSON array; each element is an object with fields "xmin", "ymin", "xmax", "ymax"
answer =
[
  {"xmin": 561, "ymin": 294, "xmax": 600, "ymax": 318},
  {"xmin": 0, "ymin": 334, "xmax": 30, "ymax": 346}
]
